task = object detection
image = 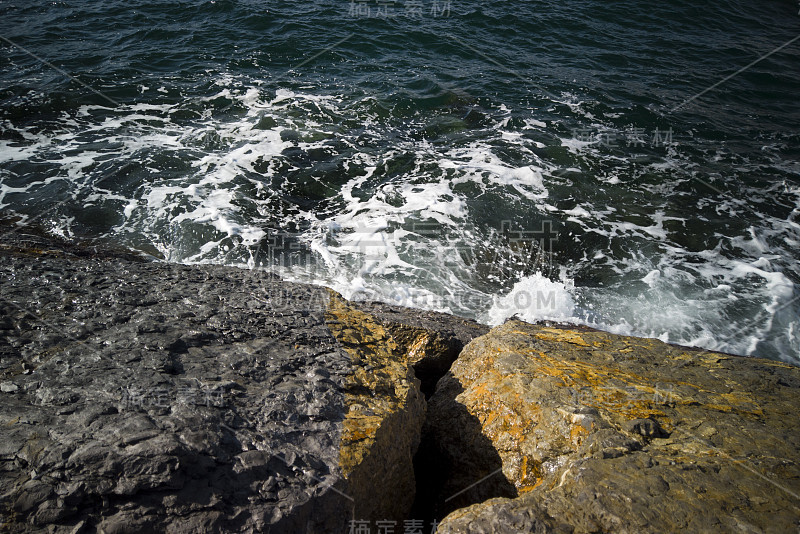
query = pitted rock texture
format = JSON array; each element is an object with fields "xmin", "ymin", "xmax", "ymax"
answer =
[
  {"xmin": 431, "ymin": 320, "xmax": 800, "ymax": 533},
  {"xmin": 6, "ymin": 228, "xmax": 799, "ymax": 534},
  {"xmin": 0, "ymin": 231, "xmax": 431, "ymax": 533}
]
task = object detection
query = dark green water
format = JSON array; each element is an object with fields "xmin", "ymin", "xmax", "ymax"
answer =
[{"xmin": 1, "ymin": 0, "xmax": 799, "ymax": 362}]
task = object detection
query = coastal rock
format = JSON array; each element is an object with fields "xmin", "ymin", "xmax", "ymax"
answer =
[
  {"xmin": 325, "ymin": 292, "xmax": 425, "ymax": 524},
  {"xmin": 350, "ymin": 300, "xmax": 489, "ymax": 396},
  {"xmin": 3, "ymin": 228, "xmax": 799, "ymax": 533},
  {"xmin": 0, "ymin": 231, "xmax": 473, "ymax": 533},
  {"xmin": 431, "ymin": 320, "xmax": 800, "ymax": 533}
]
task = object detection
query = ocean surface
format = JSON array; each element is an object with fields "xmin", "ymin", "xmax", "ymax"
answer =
[{"xmin": 1, "ymin": 0, "xmax": 799, "ymax": 363}]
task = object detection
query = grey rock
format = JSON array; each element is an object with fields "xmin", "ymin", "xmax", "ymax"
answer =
[
  {"xmin": 5, "ymin": 228, "xmax": 798, "ymax": 534},
  {"xmin": 0, "ymin": 230, "xmax": 457, "ymax": 533}
]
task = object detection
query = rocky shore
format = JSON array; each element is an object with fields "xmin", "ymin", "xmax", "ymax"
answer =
[{"xmin": 1, "ymin": 229, "xmax": 798, "ymax": 533}]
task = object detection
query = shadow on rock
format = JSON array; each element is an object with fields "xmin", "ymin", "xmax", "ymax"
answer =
[{"xmin": 411, "ymin": 374, "xmax": 517, "ymax": 524}]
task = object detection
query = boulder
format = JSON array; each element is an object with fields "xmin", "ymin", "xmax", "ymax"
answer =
[
  {"xmin": 0, "ymin": 230, "xmax": 482, "ymax": 533},
  {"xmin": 3, "ymin": 227, "xmax": 799, "ymax": 533},
  {"xmin": 430, "ymin": 320, "xmax": 800, "ymax": 533}
]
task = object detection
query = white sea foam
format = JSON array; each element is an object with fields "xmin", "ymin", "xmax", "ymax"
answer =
[
  {"xmin": 486, "ymin": 273, "xmax": 576, "ymax": 325},
  {"xmin": 1, "ymin": 75, "xmax": 797, "ymax": 363}
]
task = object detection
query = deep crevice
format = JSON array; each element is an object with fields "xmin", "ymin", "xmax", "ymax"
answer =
[
  {"xmin": 408, "ymin": 427, "xmax": 444, "ymax": 529},
  {"xmin": 408, "ymin": 376, "xmax": 518, "ymax": 529},
  {"xmin": 397, "ymin": 331, "xmax": 516, "ymax": 530},
  {"xmin": 348, "ymin": 301, "xmax": 507, "ymax": 530},
  {"xmin": 408, "ymin": 364, "xmax": 450, "ymax": 530}
]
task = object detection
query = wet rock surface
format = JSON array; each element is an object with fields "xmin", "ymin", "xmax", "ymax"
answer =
[
  {"xmin": 0, "ymin": 231, "xmax": 351, "ymax": 533},
  {"xmin": 3, "ymin": 228, "xmax": 799, "ymax": 533},
  {"xmin": 432, "ymin": 320, "xmax": 800, "ymax": 533},
  {"xmin": 0, "ymin": 230, "xmax": 475, "ymax": 533}
]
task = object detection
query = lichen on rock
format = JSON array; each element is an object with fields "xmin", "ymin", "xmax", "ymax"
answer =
[
  {"xmin": 324, "ymin": 290, "xmax": 425, "ymax": 524},
  {"xmin": 3, "ymin": 228, "xmax": 798, "ymax": 533},
  {"xmin": 432, "ymin": 320, "xmax": 800, "ymax": 533}
]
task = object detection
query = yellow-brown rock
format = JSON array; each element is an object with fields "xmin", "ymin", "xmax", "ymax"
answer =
[
  {"xmin": 325, "ymin": 291, "xmax": 425, "ymax": 524},
  {"xmin": 350, "ymin": 300, "xmax": 489, "ymax": 396},
  {"xmin": 430, "ymin": 320, "xmax": 800, "ymax": 533}
]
